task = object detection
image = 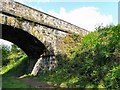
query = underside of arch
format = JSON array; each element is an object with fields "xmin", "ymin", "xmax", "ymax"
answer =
[{"xmin": 1, "ymin": 24, "xmax": 46, "ymax": 59}]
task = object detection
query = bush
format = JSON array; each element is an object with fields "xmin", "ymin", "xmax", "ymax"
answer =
[
  {"xmin": 1, "ymin": 44, "xmax": 10, "ymax": 66},
  {"xmin": 34, "ymin": 25, "xmax": 120, "ymax": 89}
]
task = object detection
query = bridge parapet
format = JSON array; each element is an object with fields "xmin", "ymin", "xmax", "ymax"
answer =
[{"xmin": 1, "ymin": 0, "xmax": 89, "ymax": 35}]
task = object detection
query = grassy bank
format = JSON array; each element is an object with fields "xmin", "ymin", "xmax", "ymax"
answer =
[{"xmin": 1, "ymin": 55, "xmax": 30, "ymax": 88}]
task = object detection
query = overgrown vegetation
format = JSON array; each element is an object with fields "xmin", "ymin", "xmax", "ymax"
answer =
[
  {"xmin": 59, "ymin": 33, "xmax": 82, "ymax": 57},
  {"xmin": 1, "ymin": 25, "xmax": 120, "ymax": 89},
  {"xmin": 33, "ymin": 25, "xmax": 120, "ymax": 89}
]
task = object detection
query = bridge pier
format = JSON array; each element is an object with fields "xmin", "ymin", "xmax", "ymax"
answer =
[
  {"xmin": 31, "ymin": 55, "xmax": 57, "ymax": 76},
  {"xmin": 31, "ymin": 56, "xmax": 43, "ymax": 76},
  {"xmin": 28, "ymin": 58, "xmax": 38, "ymax": 74}
]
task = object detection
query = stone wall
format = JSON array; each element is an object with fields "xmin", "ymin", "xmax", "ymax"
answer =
[
  {"xmin": 1, "ymin": 0, "xmax": 89, "ymax": 35},
  {"xmin": 0, "ymin": 0, "xmax": 89, "ymax": 55},
  {"xmin": 0, "ymin": 0, "xmax": 89, "ymax": 75}
]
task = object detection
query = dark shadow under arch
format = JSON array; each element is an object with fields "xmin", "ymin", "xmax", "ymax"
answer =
[
  {"xmin": 1, "ymin": 24, "xmax": 46, "ymax": 72},
  {"xmin": 2, "ymin": 24, "xmax": 46, "ymax": 59}
]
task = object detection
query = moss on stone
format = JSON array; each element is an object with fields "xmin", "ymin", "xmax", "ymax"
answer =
[
  {"xmin": 59, "ymin": 33, "xmax": 82, "ymax": 57},
  {"xmin": 17, "ymin": 16, "xmax": 23, "ymax": 22},
  {"xmin": 7, "ymin": 17, "xmax": 12, "ymax": 25}
]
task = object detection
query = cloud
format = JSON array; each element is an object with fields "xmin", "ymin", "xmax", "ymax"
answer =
[
  {"xmin": 48, "ymin": 7, "xmax": 113, "ymax": 31},
  {"xmin": 0, "ymin": 39, "xmax": 12, "ymax": 46}
]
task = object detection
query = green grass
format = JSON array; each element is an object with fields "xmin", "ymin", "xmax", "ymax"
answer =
[
  {"xmin": 2, "ymin": 76, "xmax": 31, "ymax": 88},
  {"xmin": 0, "ymin": 56, "xmax": 28, "ymax": 75},
  {"xmin": 1, "ymin": 55, "xmax": 31, "ymax": 88}
]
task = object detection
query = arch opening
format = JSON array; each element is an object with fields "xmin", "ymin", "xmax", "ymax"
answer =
[
  {"xmin": 1, "ymin": 39, "xmax": 29, "ymax": 76},
  {"xmin": 2, "ymin": 24, "xmax": 46, "ymax": 73},
  {"xmin": 2, "ymin": 24, "xmax": 46, "ymax": 59}
]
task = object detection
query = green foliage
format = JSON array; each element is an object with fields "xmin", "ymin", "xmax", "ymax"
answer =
[
  {"xmin": 1, "ymin": 44, "xmax": 28, "ymax": 75},
  {"xmin": 70, "ymin": 33, "xmax": 82, "ymax": 43},
  {"xmin": 1, "ymin": 44, "xmax": 10, "ymax": 66},
  {"xmin": 34, "ymin": 25, "xmax": 120, "ymax": 89},
  {"xmin": 60, "ymin": 33, "xmax": 82, "ymax": 57},
  {"xmin": 1, "ymin": 25, "xmax": 120, "ymax": 89},
  {"xmin": 69, "ymin": 25, "xmax": 120, "ymax": 88},
  {"xmin": 1, "ymin": 43, "xmax": 30, "ymax": 88},
  {"xmin": 104, "ymin": 65, "xmax": 120, "ymax": 89},
  {"xmin": 1, "ymin": 56, "xmax": 28, "ymax": 76},
  {"xmin": 1, "ymin": 44, "xmax": 27, "ymax": 66}
]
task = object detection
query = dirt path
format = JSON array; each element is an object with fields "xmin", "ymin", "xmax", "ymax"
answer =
[{"xmin": 17, "ymin": 77, "xmax": 56, "ymax": 88}]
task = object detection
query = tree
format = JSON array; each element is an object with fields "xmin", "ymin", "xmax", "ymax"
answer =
[{"xmin": 1, "ymin": 44, "xmax": 10, "ymax": 66}]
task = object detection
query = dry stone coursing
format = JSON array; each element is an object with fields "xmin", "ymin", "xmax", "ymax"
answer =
[
  {"xmin": 0, "ymin": 0, "xmax": 89, "ymax": 75},
  {"xmin": 1, "ymin": 0, "xmax": 89, "ymax": 35}
]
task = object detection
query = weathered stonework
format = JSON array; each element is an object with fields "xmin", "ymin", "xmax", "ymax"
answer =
[{"xmin": 0, "ymin": 0, "xmax": 89, "ymax": 75}]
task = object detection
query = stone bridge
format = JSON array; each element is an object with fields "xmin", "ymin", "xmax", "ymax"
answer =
[{"xmin": 0, "ymin": 0, "xmax": 89, "ymax": 75}]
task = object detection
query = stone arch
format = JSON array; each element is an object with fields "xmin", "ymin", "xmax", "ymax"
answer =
[
  {"xmin": 2, "ymin": 24, "xmax": 57, "ymax": 75},
  {"xmin": 2, "ymin": 24, "xmax": 46, "ymax": 73}
]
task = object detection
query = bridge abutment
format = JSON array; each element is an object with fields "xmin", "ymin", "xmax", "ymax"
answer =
[
  {"xmin": 31, "ymin": 55, "xmax": 57, "ymax": 76},
  {"xmin": 1, "ymin": 0, "xmax": 89, "ymax": 76}
]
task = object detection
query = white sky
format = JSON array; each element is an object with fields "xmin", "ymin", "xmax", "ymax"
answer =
[
  {"xmin": 48, "ymin": 7, "xmax": 113, "ymax": 31},
  {"xmin": 0, "ymin": 39, "xmax": 12, "ymax": 46},
  {"xmin": 18, "ymin": 1, "xmax": 117, "ymax": 31}
]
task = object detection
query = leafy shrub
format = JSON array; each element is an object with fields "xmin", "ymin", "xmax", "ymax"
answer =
[
  {"xmin": 34, "ymin": 25, "xmax": 120, "ymax": 89},
  {"xmin": 1, "ymin": 44, "xmax": 10, "ymax": 66}
]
